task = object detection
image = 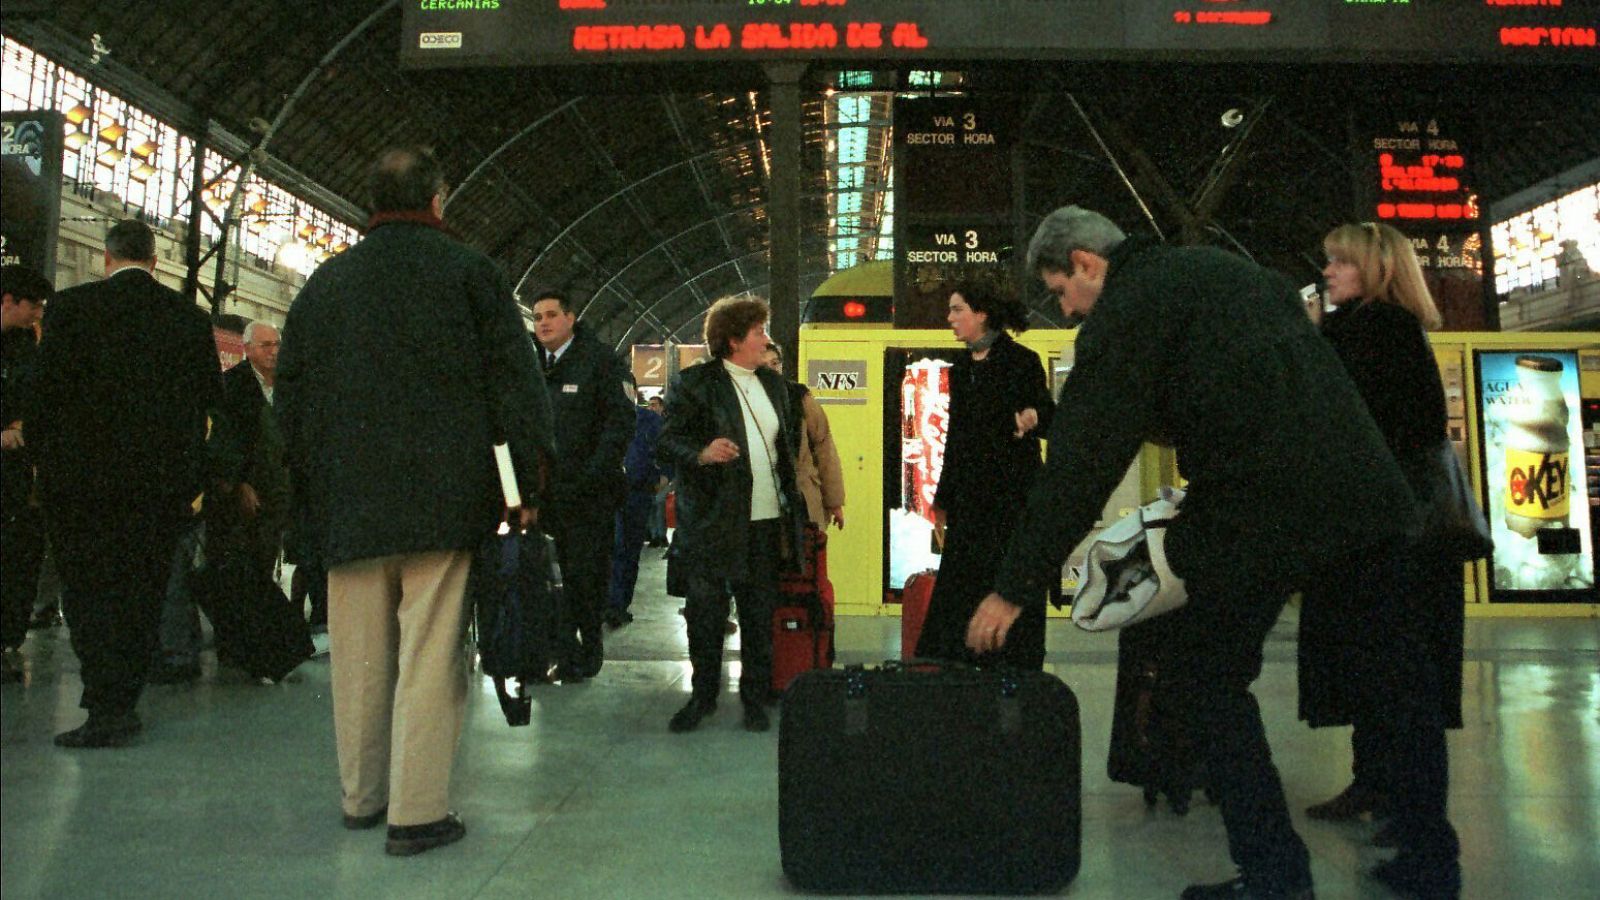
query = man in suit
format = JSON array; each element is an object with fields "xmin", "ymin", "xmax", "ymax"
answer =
[
  {"xmin": 278, "ymin": 146, "xmax": 553, "ymax": 856},
  {"xmin": 1, "ymin": 265, "xmax": 51, "ymax": 683},
  {"xmin": 208, "ymin": 320, "xmax": 290, "ymax": 575},
  {"xmin": 29, "ymin": 220, "xmax": 221, "ymax": 747},
  {"xmin": 529, "ymin": 290, "xmax": 634, "ymax": 682}
]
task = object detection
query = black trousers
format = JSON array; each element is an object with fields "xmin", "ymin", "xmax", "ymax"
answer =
[
  {"xmin": 1338, "ymin": 548, "xmax": 1459, "ymax": 867},
  {"xmin": 684, "ymin": 519, "xmax": 779, "ymax": 705},
  {"xmin": 1166, "ymin": 581, "xmax": 1312, "ymax": 892},
  {"xmin": 547, "ymin": 512, "xmax": 615, "ymax": 670},
  {"xmin": 56, "ymin": 525, "xmax": 175, "ymax": 718},
  {"xmin": 1, "ymin": 507, "xmax": 45, "ymax": 650}
]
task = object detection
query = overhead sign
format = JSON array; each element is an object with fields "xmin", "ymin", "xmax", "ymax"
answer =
[
  {"xmin": 400, "ymin": 1, "xmax": 1598, "ymax": 68},
  {"xmin": 894, "ymin": 96, "xmax": 1017, "ymax": 329},
  {"xmin": 1, "ymin": 110, "xmax": 63, "ymax": 277}
]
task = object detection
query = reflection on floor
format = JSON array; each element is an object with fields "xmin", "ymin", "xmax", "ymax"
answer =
[{"xmin": 2, "ymin": 548, "xmax": 1596, "ymax": 899}]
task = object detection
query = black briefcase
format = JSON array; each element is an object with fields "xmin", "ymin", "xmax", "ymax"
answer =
[{"xmin": 779, "ymin": 662, "xmax": 1081, "ymax": 894}]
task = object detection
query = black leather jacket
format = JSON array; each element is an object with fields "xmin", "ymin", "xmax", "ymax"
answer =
[{"xmin": 657, "ymin": 359, "xmax": 806, "ymax": 581}]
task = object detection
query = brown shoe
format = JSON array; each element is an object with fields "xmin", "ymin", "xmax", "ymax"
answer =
[
  {"xmin": 385, "ymin": 813, "xmax": 465, "ymax": 856},
  {"xmin": 1305, "ymin": 783, "xmax": 1384, "ymax": 821}
]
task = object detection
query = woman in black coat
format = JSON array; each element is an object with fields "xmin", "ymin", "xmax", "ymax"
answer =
[
  {"xmin": 915, "ymin": 281, "xmax": 1053, "ymax": 669},
  {"xmin": 1299, "ymin": 221, "xmax": 1462, "ymax": 893}
]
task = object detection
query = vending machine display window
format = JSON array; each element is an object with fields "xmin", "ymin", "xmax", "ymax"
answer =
[
  {"xmin": 883, "ymin": 347, "xmax": 964, "ymax": 597},
  {"xmin": 1472, "ymin": 350, "xmax": 1597, "ymax": 602}
]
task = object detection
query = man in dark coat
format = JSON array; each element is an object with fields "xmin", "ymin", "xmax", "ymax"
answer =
[
  {"xmin": 29, "ymin": 220, "xmax": 221, "ymax": 747},
  {"xmin": 606, "ymin": 389, "xmax": 664, "ymax": 627},
  {"xmin": 966, "ymin": 206, "xmax": 1431, "ymax": 900},
  {"xmin": 277, "ymin": 146, "xmax": 553, "ymax": 856},
  {"xmin": 529, "ymin": 290, "xmax": 634, "ymax": 681},
  {"xmin": 1, "ymin": 264, "xmax": 51, "ymax": 682},
  {"xmin": 656, "ymin": 297, "xmax": 805, "ymax": 734}
]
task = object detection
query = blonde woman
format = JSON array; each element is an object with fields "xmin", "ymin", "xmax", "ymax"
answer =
[{"xmin": 1298, "ymin": 221, "xmax": 1460, "ymax": 897}]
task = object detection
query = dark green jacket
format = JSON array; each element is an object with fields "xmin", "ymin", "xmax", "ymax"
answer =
[
  {"xmin": 277, "ymin": 221, "xmax": 554, "ymax": 568},
  {"xmin": 994, "ymin": 237, "xmax": 1416, "ymax": 604}
]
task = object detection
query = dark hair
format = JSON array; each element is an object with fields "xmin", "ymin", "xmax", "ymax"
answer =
[
  {"xmin": 950, "ymin": 279, "xmax": 1030, "ymax": 334},
  {"xmin": 105, "ymin": 219, "xmax": 157, "ymax": 262},
  {"xmin": 703, "ymin": 296, "xmax": 770, "ymax": 359},
  {"xmin": 0, "ymin": 264, "xmax": 53, "ymax": 303},
  {"xmin": 765, "ymin": 340, "xmax": 784, "ymax": 364},
  {"xmin": 530, "ymin": 290, "xmax": 573, "ymax": 313},
  {"xmin": 367, "ymin": 146, "xmax": 447, "ymax": 214}
]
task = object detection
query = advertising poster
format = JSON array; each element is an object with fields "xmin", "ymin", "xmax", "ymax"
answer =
[
  {"xmin": 883, "ymin": 347, "xmax": 961, "ymax": 593},
  {"xmin": 1474, "ymin": 350, "xmax": 1596, "ymax": 601}
]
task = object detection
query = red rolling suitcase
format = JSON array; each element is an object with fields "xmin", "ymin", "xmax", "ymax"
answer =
[
  {"xmin": 779, "ymin": 662, "xmax": 1082, "ymax": 893},
  {"xmin": 772, "ymin": 527, "xmax": 833, "ymax": 697},
  {"xmin": 899, "ymin": 569, "xmax": 936, "ymax": 660}
]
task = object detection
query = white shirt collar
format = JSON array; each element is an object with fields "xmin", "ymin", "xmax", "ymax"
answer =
[
  {"xmin": 545, "ymin": 335, "xmax": 575, "ymax": 363},
  {"xmin": 106, "ymin": 262, "xmax": 153, "ymax": 279}
]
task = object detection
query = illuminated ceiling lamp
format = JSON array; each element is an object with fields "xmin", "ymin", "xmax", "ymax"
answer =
[
  {"xmin": 97, "ymin": 146, "xmax": 125, "ymax": 165},
  {"xmin": 131, "ymin": 162, "xmax": 158, "ymax": 181},
  {"xmin": 97, "ymin": 121, "xmax": 127, "ymax": 143},
  {"xmin": 275, "ymin": 240, "xmax": 309, "ymax": 271},
  {"xmin": 64, "ymin": 103, "xmax": 92, "ymax": 125},
  {"xmin": 131, "ymin": 139, "xmax": 159, "ymax": 159},
  {"xmin": 63, "ymin": 129, "xmax": 90, "ymax": 150},
  {"xmin": 249, "ymin": 196, "xmax": 268, "ymax": 214}
]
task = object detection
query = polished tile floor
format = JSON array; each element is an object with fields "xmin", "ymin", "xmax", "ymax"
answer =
[{"xmin": 2, "ymin": 550, "xmax": 1596, "ymax": 899}]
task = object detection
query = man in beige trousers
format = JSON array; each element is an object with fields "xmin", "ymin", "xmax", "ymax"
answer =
[{"xmin": 277, "ymin": 146, "xmax": 553, "ymax": 856}]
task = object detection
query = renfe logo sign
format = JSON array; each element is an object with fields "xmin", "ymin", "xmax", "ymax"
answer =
[{"xmin": 419, "ymin": 32, "xmax": 463, "ymax": 49}]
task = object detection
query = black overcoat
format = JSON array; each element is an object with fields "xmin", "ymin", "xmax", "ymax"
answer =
[
  {"xmin": 276, "ymin": 221, "xmax": 554, "ymax": 569},
  {"xmin": 993, "ymin": 237, "xmax": 1416, "ymax": 605},
  {"xmin": 1300, "ymin": 300, "xmax": 1463, "ymax": 728},
  {"xmin": 29, "ymin": 268, "xmax": 221, "ymax": 589},
  {"xmin": 918, "ymin": 332, "xmax": 1054, "ymax": 665},
  {"xmin": 656, "ymin": 360, "xmax": 806, "ymax": 582}
]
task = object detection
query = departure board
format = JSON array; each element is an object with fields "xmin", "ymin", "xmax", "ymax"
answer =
[{"xmin": 400, "ymin": 1, "xmax": 1598, "ymax": 68}]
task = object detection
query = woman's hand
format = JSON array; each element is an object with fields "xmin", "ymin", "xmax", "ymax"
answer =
[{"xmin": 1014, "ymin": 407, "xmax": 1039, "ymax": 438}]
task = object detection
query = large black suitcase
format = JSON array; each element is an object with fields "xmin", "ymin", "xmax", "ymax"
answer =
[
  {"xmin": 779, "ymin": 662, "xmax": 1081, "ymax": 894},
  {"xmin": 192, "ymin": 556, "xmax": 313, "ymax": 682}
]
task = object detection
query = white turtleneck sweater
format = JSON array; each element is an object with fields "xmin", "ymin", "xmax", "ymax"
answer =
[{"xmin": 724, "ymin": 359, "xmax": 781, "ymax": 521}]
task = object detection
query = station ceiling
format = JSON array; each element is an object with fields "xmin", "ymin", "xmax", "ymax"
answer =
[{"xmin": 8, "ymin": 2, "xmax": 1599, "ymax": 349}]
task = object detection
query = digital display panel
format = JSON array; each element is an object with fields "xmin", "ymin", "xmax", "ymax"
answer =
[
  {"xmin": 1474, "ymin": 350, "xmax": 1596, "ymax": 602},
  {"xmin": 401, "ymin": 1, "xmax": 1599, "ymax": 68}
]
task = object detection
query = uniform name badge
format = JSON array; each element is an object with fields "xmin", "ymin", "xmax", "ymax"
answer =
[{"xmin": 563, "ymin": 384, "xmax": 579, "ymax": 393}]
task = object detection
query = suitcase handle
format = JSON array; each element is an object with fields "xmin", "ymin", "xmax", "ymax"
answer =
[{"xmin": 880, "ymin": 657, "xmax": 978, "ymax": 674}]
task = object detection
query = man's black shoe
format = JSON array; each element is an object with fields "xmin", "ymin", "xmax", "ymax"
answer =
[
  {"xmin": 54, "ymin": 713, "xmax": 143, "ymax": 749},
  {"xmin": 148, "ymin": 661, "xmax": 201, "ymax": 685},
  {"xmin": 385, "ymin": 813, "xmax": 465, "ymax": 857},
  {"xmin": 604, "ymin": 610, "xmax": 634, "ymax": 628},
  {"xmin": 1180, "ymin": 876, "xmax": 1315, "ymax": 899},
  {"xmin": 742, "ymin": 702, "xmax": 770, "ymax": 733},
  {"xmin": 1369, "ymin": 856, "xmax": 1461, "ymax": 899},
  {"xmin": 28, "ymin": 609, "xmax": 63, "ymax": 630},
  {"xmin": 343, "ymin": 806, "xmax": 388, "ymax": 830},
  {"xmin": 552, "ymin": 663, "xmax": 587, "ymax": 684},
  {"xmin": 669, "ymin": 697, "xmax": 716, "ymax": 733}
]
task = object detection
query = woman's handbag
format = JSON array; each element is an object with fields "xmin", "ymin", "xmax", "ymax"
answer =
[
  {"xmin": 1070, "ymin": 488, "xmax": 1188, "ymax": 632},
  {"xmin": 1408, "ymin": 440, "xmax": 1493, "ymax": 563}
]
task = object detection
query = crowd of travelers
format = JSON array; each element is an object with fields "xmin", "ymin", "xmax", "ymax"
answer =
[{"xmin": 2, "ymin": 144, "xmax": 1461, "ymax": 897}]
